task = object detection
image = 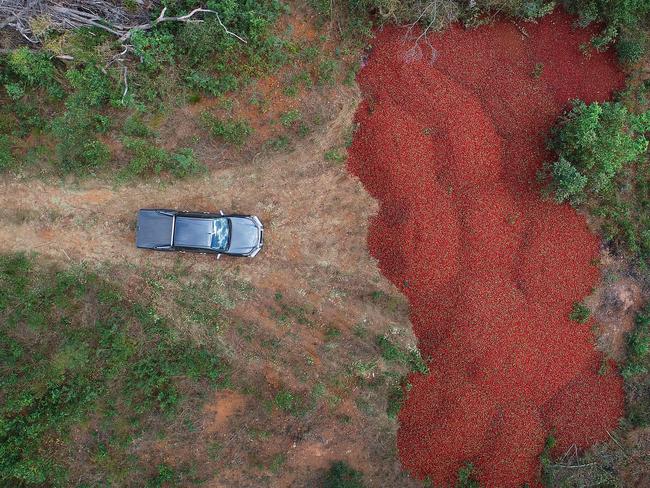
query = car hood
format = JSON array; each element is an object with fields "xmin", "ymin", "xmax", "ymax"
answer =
[{"xmin": 228, "ymin": 217, "xmax": 261, "ymax": 255}]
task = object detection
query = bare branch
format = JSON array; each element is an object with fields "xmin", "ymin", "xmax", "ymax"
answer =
[
  {"xmin": 117, "ymin": 7, "xmax": 247, "ymax": 44},
  {"xmin": 121, "ymin": 65, "xmax": 128, "ymax": 102},
  {"xmin": 0, "ymin": 2, "xmax": 247, "ymax": 47}
]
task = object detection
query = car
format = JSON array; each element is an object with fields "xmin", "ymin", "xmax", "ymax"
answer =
[{"xmin": 136, "ymin": 209, "xmax": 263, "ymax": 258}]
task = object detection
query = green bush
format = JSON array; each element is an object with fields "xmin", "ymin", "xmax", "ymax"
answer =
[
  {"xmin": 324, "ymin": 148, "xmax": 347, "ymax": 163},
  {"xmin": 123, "ymin": 113, "xmax": 155, "ymax": 138},
  {"xmin": 201, "ymin": 112, "xmax": 252, "ymax": 145},
  {"xmin": 621, "ymin": 305, "xmax": 650, "ymax": 378},
  {"xmin": 518, "ymin": 0, "xmax": 556, "ymax": 20},
  {"xmin": 121, "ymin": 138, "xmax": 205, "ymax": 179},
  {"xmin": 456, "ymin": 462, "xmax": 480, "ymax": 488},
  {"xmin": 65, "ymin": 65, "xmax": 116, "ymax": 107},
  {"xmin": 616, "ymin": 33, "xmax": 647, "ymax": 64},
  {"xmin": 317, "ymin": 59, "xmax": 340, "ymax": 85},
  {"xmin": 50, "ymin": 102, "xmax": 111, "ymax": 174},
  {"xmin": 131, "ymin": 29, "xmax": 177, "ymax": 72},
  {"xmin": 46, "ymin": 64, "xmax": 120, "ymax": 174},
  {"xmin": 569, "ymin": 301, "xmax": 591, "ymax": 323},
  {"xmin": 540, "ymin": 434, "xmax": 557, "ymax": 484},
  {"xmin": 0, "ymin": 135, "xmax": 14, "ymax": 171},
  {"xmin": 266, "ymin": 135, "xmax": 291, "ymax": 151},
  {"xmin": 563, "ymin": 0, "xmax": 650, "ymax": 52},
  {"xmin": 376, "ymin": 335, "xmax": 428, "ymax": 374},
  {"xmin": 171, "ymin": 0, "xmax": 287, "ymax": 94},
  {"xmin": 563, "ymin": 0, "xmax": 650, "ymax": 30},
  {"xmin": 548, "ymin": 157, "xmax": 588, "ymax": 203},
  {"xmin": 280, "ymin": 109, "xmax": 302, "ymax": 128},
  {"xmin": 544, "ymin": 100, "xmax": 650, "ymax": 203},
  {"xmin": 386, "ymin": 382, "xmax": 405, "ymax": 419},
  {"xmin": 171, "ymin": 148, "xmax": 205, "ymax": 178},
  {"xmin": 273, "ymin": 388, "xmax": 306, "ymax": 416},
  {"xmin": 185, "ymin": 70, "xmax": 239, "ymax": 97},
  {"xmin": 323, "ymin": 461, "xmax": 365, "ymax": 488},
  {"xmin": 5, "ymin": 47, "xmax": 63, "ymax": 99},
  {"xmin": 4, "ymin": 83, "xmax": 24, "ymax": 100}
]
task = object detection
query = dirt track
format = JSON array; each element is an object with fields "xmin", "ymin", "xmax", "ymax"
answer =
[{"xmin": 0, "ymin": 90, "xmax": 373, "ymax": 290}]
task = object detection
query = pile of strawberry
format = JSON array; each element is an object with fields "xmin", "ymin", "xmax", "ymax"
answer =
[{"xmin": 348, "ymin": 9, "xmax": 626, "ymax": 487}]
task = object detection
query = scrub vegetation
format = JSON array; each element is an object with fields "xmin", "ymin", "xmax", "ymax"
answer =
[{"xmin": 0, "ymin": 254, "xmax": 231, "ymax": 485}]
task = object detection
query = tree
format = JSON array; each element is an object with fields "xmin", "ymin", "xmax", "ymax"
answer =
[{"xmin": 545, "ymin": 100, "xmax": 650, "ymax": 203}]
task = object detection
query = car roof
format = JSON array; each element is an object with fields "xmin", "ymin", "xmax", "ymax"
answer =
[{"xmin": 173, "ymin": 216, "xmax": 228, "ymax": 249}]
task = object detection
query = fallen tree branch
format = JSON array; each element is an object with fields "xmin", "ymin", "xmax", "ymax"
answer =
[
  {"xmin": 121, "ymin": 65, "xmax": 128, "ymax": 102},
  {"xmin": 1, "ymin": 2, "xmax": 247, "ymax": 47},
  {"xmin": 117, "ymin": 7, "xmax": 247, "ymax": 43},
  {"xmin": 0, "ymin": 0, "xmax": 38, "ymax": 30}
]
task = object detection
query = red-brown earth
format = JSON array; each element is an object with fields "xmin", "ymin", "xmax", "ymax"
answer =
[{"xmin": 348, "ymin": 9, "xmax": 626, "ymax": 487}]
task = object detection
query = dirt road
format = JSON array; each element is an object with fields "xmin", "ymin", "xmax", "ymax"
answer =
[{"xmin": 0, "ymin": 89, "xmax": 380, "ymax": 296}]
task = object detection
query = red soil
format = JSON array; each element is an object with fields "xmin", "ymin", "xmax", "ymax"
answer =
[{"xmin": 348, "ymin": 10, "xmax": 626, "ymax": 487}]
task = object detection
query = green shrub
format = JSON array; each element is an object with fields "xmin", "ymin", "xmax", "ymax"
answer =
[
  {"xmin": 283, "ymin": 70, "xmax": 313, "ymax": 96},
  {"xmin": 0, "ymin": 135, "xmax": 14, "ymax": 171},
  {"xmin": 5, "ymin": 47, "xmax": 62, "ymax": 98},
  {"xmin": 548, "ymin": 157, "xmax": 588, "ymax": 203},
  {"xmin": 4, "ymin": 83, "xmax": 24, "ymax": 100},
  {"xmin": 123, "ymin": 114, "xmax": 155, "ymax": 138},
  {"xmin": 386, "ymin": 382, "xmax": 405, "ymax": 419},
  {"xmin": 562, "ymin": 0, "xmax": 650, "ymax": 54},
  {"xmin": 201, "ymin": 112, "xmax": 252, "ymax": 145},
  {"xmin": 317, "ymin": 59, "xmax": 340, "ymax": 85},
  {"xmin": 65, "ymin": 65, "xmax": 116, "ymax": 107},
  {"xmin": 323, "ymin": 461, "xmax": 365, "ymax": 488},
  {"xmin": 324, "ymin": 148, "xmax": 347, "ymax": 163},
  {"xmin": 274, "ymin": 389, "xmax": 296, "ymax": 412},
  {"xmin": 540, "ymin": 434, "xmax": 557, "ymax": 485},
  {"xmin": 171, "ymin": 148, "xmax": 205, "ymax": 178},
  {"xmin": 45, "ymin": 64, "xmax": 120, "ymax": 174},
  {"xmin": 280, "ymin": 109, "xmax": 302, "ymax": 128},
  {"xmin": 518, "ymin": 1, "xmax": 556, "ymax": 20},
  {"xmin": 456, "ymin": 462, "xmax": 480, "ymax": 488},
  {"xmin": 544, "ymin": 100, "xmax": 650, "ymax": 203},
  {"xmin": 273, "ymin": 388, "xmax": 306, "ymax": 416},
  {"xmin": 569, "ymin": 301, "xmax": 591, "ymax": 323},
  {"xmin": 50, "ymin": 103, "xmax": 111, "ymax": 174},
  {"xmin": 266, "ymin": 135, "xmax": 291, "ymax": 151},
  {"xmin": 622, "ymin": 306, "xmax": 649, "ymax": 428},
  {"xmin": 376, "ymin": 335, "xmax": 428, "ymax": 374},
  {"xmin": 121, "ymin": 138, "xmax": 204, "ymax": 179},
  {"xmin": 621, "ymin": 306, "xmax": 650, "ymax": 378},
  {"xmin": 171, "ymin": 1, "xmax": 286, "ymax": 94},
  {"xmin": 146, "ymin": 463, "xmax": 177, "ymax": 487},
  {"xmin": 616, "ymin": 33, "xmax": 646, "ymax": 64},
  {"xmin": 185, "ymin": 70, "xmax": 239, "ymax": 97},
  {"xmin": 563, "ymin": 0, "xmax": 650, "ymax": 32},
  {"xmin": 131, "ymin": 29, "xmax": 177, "ymax": 72}
]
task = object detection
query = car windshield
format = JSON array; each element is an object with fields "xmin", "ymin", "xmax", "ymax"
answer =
[{"xmin": 211, "ymin": 218, "xmax": 229, "ymax": 251}]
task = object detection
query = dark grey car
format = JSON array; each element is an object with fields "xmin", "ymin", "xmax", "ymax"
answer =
[{"xmin": 136, "ymin": 209, "xmax": 263, "ymax": 258}]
